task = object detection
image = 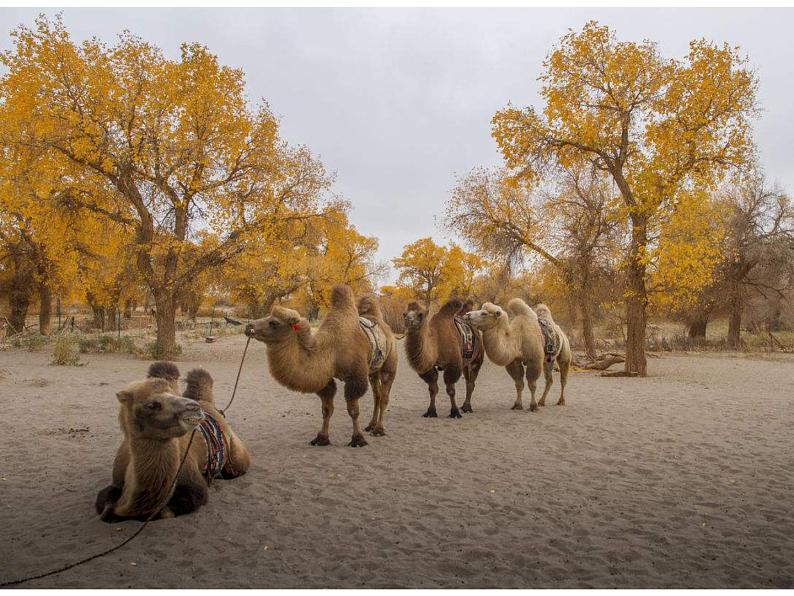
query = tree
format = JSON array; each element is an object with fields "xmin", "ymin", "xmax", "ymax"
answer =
[
  {"xmin": 2, "ymin": 16, "xmax": 331, "ymax": 356},
  {"xmin": 492, "ymin": 22, "xmax": 757, "ymax": 375},
  {"xmin": 446, "ymin": 166, "xmax": 618, "ymax": 358},
  {"xmin": 717, "ymin": 175, "xmax": 793, "ymax": 346},
  {"xmin": 392, "ymin": 238, "xmax": 483, "ymax": 306},
  {"xmin": 392, "ymin": 237, "xmax": 448, "ymax": 306}
]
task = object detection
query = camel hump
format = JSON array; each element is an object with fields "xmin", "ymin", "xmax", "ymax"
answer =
[
  {"xmin": 357, "ymin": 295, "xmax": 384, "ymax": 322},
  {"xmin": 535, "ymin": 303, "xmax": 554, "ymax": 322},
  {"xmin": 438, "ymin": 298, "xmax": 464, "ymax": 318},
  {"xmin": 147, "ymin": 361, "xmax": 180, "ymax": 382},
  {"xmin": 330, "ymin": 284, "xmax": 357, "ymax": 313},
  {"xmin": 183, "ymin": 368, "xmax": 214, "ymax": 402},
  {"xmin": 507, "ymin": 298, "xmax": 535, "ymax": 318}
]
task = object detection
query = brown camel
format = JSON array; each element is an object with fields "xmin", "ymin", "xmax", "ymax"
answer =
[
  {"xmin": 403, "ymin": 299, "xmax": 484, "ymax": 418},
  {"xmin": 245, "ymin": 284, "xmax": 397, "ymax": 447},
  {"xmin": 95, "ymin": 363, "xmax": 251, "ymax": 522}
]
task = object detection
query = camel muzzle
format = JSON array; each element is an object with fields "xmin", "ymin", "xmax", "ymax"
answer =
[{"xmin": 244, "ymin": 323, "xmax": 255, "ymax": 337}]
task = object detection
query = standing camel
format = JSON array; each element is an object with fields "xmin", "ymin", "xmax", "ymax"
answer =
[
  {"xmin": 464, "ymin": 299, "xmax": 569, "ymax": 411},
  {"xmin": 403, "ymin": 299, "xmax": 484, "ymax": 418},
  {"xmin": 245, "ymin": 285, "xmax": 397, "ymax": 447}
]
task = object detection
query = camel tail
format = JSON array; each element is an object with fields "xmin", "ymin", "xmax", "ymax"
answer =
[
  {"xmin": 330, "ymin": 284, "xmax": 357, "ymax": 314},
  {"xmin": 507, "ymin": 298, "xmax": 536, "ymax": 319},
  {"xmin": 437, "ymin": 298, "xmax": 464, "ymax": 318},
  {"xmin": 183, "ymin": 368, "xmax": 214, "ymax": 402},
  {"xmin": 357, "ymin": 295, "xmax": 384, "ymax": 322}
]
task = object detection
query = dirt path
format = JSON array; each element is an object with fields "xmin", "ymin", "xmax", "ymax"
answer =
[{"xmin": 1, "ymin": 336, "xmax": 792, "ymax": 588}]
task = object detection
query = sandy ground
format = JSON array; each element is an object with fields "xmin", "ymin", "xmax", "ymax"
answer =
[{"xmin": 0, "ymin": 335, "xmax": 793, "ymax": 588}]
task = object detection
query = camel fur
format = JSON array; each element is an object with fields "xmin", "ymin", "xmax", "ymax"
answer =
[
  {"xmin": 403, "ymin": 298, "xmax": 484, "ymax": 418},
  {"xmin": 95, "ymin": 363, "xmax": 251, "ymax": 522},
  {"xmin": 462, "ymin": 299, "xmax": 545, "ymax": 411},
  {"xmin": 245, "ymin": 284, "xmax": 397, "ymax": 447}
]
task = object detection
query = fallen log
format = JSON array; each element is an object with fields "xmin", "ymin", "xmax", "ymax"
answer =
[
  {"xmin": 600, "ymin": 370, "xmax": 639, "ymax": 378},
  {"xmin": 573, "ymin": 354, "xmax": 625, "ymax": 370}
]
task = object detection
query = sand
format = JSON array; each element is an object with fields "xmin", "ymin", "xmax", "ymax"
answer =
[{"xmin": 0, "ymin": 335, "xmax": 793, "ymax": 588}]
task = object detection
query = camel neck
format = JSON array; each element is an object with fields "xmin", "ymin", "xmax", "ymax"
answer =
[
  {"xmin": 266, "ymin": 331, "xmax": 335, "ymax": 393},
  {"xmin": 481, "ymin": 321, "xmax": 515, "ymax": 366},
  {"xmin": 405, "ymin": 321, "xmax": 437, "ymax": 373},
  {"xmin": 117, "ymin": 435, "xmax": 182, "ymax": 517}
]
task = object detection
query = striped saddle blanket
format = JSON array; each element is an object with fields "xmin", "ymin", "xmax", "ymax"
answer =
[
  {"xmin": 454, "ymin": 316, "xmax": 477, "ymax": 360},
  {"xmin": 359, "ymin": 317, "xmax": 385, "ymax": 369},
  {"xmin": 198, "ymin": 411, "xmax": 227, "ymax": 480}
]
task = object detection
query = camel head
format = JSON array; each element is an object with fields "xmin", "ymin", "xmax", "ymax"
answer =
[
  {"xmin": 116, "ymin": 378, "xmax": 204, "ymax": 440},
  {"xmin": 462, "ymin": 302, "xmax": 505, "ymax": 330},
  {"xmin": 403, "ymin": 302, "xmax": 429, "ymax": 330},
  {"xmin": 245, "ymin": 306, "xmax": 306, "ymax": 345}
]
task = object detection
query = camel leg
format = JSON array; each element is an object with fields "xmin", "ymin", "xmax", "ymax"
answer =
[
  {"xmin": 311, "ymin": 380, "xmax": 336, "ymax": 446},
  {"xmin": 525, "ymin": 361, "xmax": 541, "ymax": 412},
  {"xmin": 345, "ymin": 373, "xmax": 370, "ymax": 447},
  {"xmin": 506, "ymin": 360, "xmax": 525, "ymax": 410},
  {"xmin": 444, "ymin": 366, "xmax": 462, "ymax": 419},
  {"xmin": 222, "ymin": 430, "xmax": 252, "ymax": 478},
  {"xmin": 557, "ymin": 355, "xmax": 570, "ymax": 406},
  {"xmin": 420, "ymin": 368, "xmax": 439, "ymax": 418},
  {"xmin": 538, "ymin": 360, "xmax": 554, "ymax": 407},
  {"xmin": 461, "ymin": 358, "xmax": 482, "ymax": 413},
  {"xmin": 365, "ymin": 373, "xmax": 382, "ymax": 433},
  {"xmin": 370, "ymin": 358, "xmax": 396, "ymax": 436}
]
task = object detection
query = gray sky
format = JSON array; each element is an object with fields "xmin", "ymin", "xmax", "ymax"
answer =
[{"xmin": 1, "ymin": 8, "xmax": 792, "ymax": 281}]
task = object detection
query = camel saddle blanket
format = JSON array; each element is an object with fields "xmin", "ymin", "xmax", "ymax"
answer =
[
  {"xmin": 537, "ymin": 318, "xmax": 561, "ymax": 364},
  {"xmin": 359, "ymin": 317, "xmax": 385, "ymax": 369},
  {"xmin": 198, "ymin": 410, "xmax": 227, "ymax": 480},
  {"xmin": 454, "ymin": 316, "xmax": 477, "ymax": 360}
]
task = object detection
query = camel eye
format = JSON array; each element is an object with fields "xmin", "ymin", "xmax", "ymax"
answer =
[
  {"xmin": 145, "ymin": 401, "xmax": 161, "ymax": 411},
  {"xmin": 269, "ymin": 320, "xmax": 279, "ymax": 328}
]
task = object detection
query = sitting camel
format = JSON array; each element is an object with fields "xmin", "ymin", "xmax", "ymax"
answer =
[
  {"xmin": 245, "ymin": 284, "xmax": 397, "ymax": 447},
  {"xmin": 403, "ymin": 299, "xmax": 484, "ymax": 418},
  {"xmin": 95, "ymin": 363, "xmax": 251, "ymax": 522}
]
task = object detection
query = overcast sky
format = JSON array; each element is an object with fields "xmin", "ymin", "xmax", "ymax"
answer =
[{"xmin": 1, "ymin": 8, "xmax": 792, "ymax": 281}]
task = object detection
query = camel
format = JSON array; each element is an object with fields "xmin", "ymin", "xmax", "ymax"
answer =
[
  {"xmin": 95, "ymin": 363, "xmax": 251, "ymax": 522},
  {"xmin": 463, "ymin": 299, "xmax": 570, "ymax": 411},
  {"xmin": 245, "ymin": 284, "xmax": 397, "ymax": 447},
  {"xmin": 403, "ymin": 299, "xmax": 484, "ymax": 418}
]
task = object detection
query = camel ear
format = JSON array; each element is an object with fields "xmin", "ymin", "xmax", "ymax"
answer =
[{"xmin": 116, "ymin": 390, "xmax": 133, "ymax": 403}]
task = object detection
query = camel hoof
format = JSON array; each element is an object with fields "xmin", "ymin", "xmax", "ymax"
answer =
[
  {"xmin": 538, "ymin": 401, "xmax": 547, "ymax": 407},
  {"xmin": 348, "ymin": 433, "xmax": 368, "ymax": 448},
  {"xmin": 448, "ymin": 407, "xmax": 462, "ymax": 419},
  {"xmin": 310, "ymin": 434, "xmax": 331, "ymax": 446},
  {"xmin": 511, "ymin": 403, "xmax": 523, "ymax": 411},
  {"xmin": 557, "ymin": 399, "xmax": 566, "ymax": 406},
  {"xmin": 364, "ymin": 423, "xmax": 374, "ymax": 432},
  {"xmin": 461, "ymin": 403, "xmax": 473, "ymax": 414},
  {"xmin": 422, "ymin": 408, "xmax": 438, "ymax": 418},
  {"xmin": 529, "ymin": 403, "xmax": 538, "ymax": 412},
  {"xmin": 369, "ymin": 426, "xmax": 386, "ymax": 437}
]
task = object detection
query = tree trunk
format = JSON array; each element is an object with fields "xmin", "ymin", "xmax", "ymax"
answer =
[
  {"xmin": 727, "ymin": 283, "xmax": 742, "ymax": 348},
  {"xmin": 8, "ymin": 289, "xmax": 31, "ymax": 335},
  {"xmin": 688, "ymin": 317, "xmax": 708, "ymax": 339},
  {"xmin": 107, "ymin": 306, "xmax": 117, "ymax": 332},
  {"xmin": 124, "ymin": 299, "xmax": 133, "ymax": 319},
  {"xmin": 38, "ymin": 284, "xmax": 53, "ymax": 336},
  {"xmin": 153, "ymin": 293, "xmax": 178, "ymax": 359},
  {"xmin": 577, "ymin": 293, "xmax": 597, "ymax": 359},
  {"xmin": 8, "ymin": 260, "xmax": 33, "ymax": 334},
  {"xmin": 624, "ymin": 217, "xmax": 648, "ymax": 376}
]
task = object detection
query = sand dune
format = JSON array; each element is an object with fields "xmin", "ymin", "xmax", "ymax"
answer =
[{"xmin": 0, "ymin": 336, "xmax": 792, "ymax": 588}]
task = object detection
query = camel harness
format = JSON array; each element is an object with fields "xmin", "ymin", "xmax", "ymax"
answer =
[
  {"xmin": 359, "ymin": 317, "xmax": 385, "ymax": 369},
  {"xmin": 453, "ymin": 316, "xmax": 477, "ymax": 360},
  {"xmin": 537, "ymin": 318, "xmax": 561, "ymax": 364}
]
